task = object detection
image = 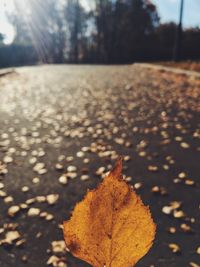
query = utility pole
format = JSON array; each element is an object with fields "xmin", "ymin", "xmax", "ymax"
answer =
[{"xmin": 173, "ymin": 0, "xmax": 184, "ymax": 61}]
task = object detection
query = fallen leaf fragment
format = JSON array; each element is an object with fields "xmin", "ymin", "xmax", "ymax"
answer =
[
  {"xmin": 167, "ymin": 227, "xmax": 176, "ymax": 234},
  {"xmin": 51, "ymin": 240, "xmax": 67, "ymax": 253},
  {"xmin": 173, "ymin": 210, "xmax": 185, "ymax": 218},
  {"xmin": 180, "ymin": 223, "xmax": 193, "ymax": 233},
  {"xmin": 148, "ymin": 165, "xmax": 158, "ymax": 172},
  {"xmin": 47, "ymin": 255, "xmax": 67, "ymax": 267},
  {"xmin": 47, "ymin": 255, "xmax": 59, "ymax": 265},
  {"xmin": 59, "ymin": 175, "xmax": 68, "ymax": 185},
  {"xmin": 162, "ymin": 206, "xmax": 173, "ymax": 215},
  {"xmin": 27, "ymin": 208, "xmax": 40, "ymax": 217},
  {"xmin": 196, "ymin": 247, "xmax": 200, "ymax": 254},
  {"xmin": 46, "ymin": 194, "xmax": 59, "ymax": 205},
  {"xmin": 21, "ymin": 255, "xmax": 28, "ymax": 262},
  {"xmin": 63, "ymin": 159, "xmax": 156, "ymax": 267},
  {"xmin": 180, "ymin": 142, "xmax": 190, "ymax": 149},
  {"xmin": 16, "ymin": 238, "xmax": 26, "ymax": 247},
  {"xmin": 8, "ymin": 205, "xmax": 20, "ymax": 217},
  {"xmin": 0, "ymin": 231, "xmax": 20, "ymax": 246},
  {"xmin": 190, "ymin": 262, "xmax": 200, "ymax": 267},
  {"xmin": 168, "ymin": 243, "xmax": 181, "ymax": 254}
]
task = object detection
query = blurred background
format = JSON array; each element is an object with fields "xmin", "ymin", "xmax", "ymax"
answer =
[
  {"xmin": 0, "ymin": 0, "xmax": 200, "ymax": 67},
  {"xmin": 0, "ymin": 1, "xmax": 200, "ymax": 267}
]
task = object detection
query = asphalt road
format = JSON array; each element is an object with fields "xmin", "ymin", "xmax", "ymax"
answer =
[{"xmin": 0, "ymin": 65, "xmax": 199, "ymax": 267}]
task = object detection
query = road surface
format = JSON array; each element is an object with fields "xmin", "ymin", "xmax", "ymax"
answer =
[{"xmin": 0, "ymin": 65, "xmax": 200, "ymax": 267}]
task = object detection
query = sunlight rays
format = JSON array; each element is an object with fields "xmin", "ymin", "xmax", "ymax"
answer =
[{"xmin": 12, "ymin": 0, "xmax": 53, "ymax": 62}]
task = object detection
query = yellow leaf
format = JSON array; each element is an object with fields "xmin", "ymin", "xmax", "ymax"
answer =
[{"xmin": 63, "ymin": 159, "xmax": 156, "ymax": 267}]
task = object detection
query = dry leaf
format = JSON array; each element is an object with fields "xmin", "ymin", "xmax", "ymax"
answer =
[{"xmin": 63, "ymin": 159, "xmax": 156, "ymax": 267}]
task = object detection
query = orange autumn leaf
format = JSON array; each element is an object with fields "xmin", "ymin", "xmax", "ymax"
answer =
[{"xmin": 63, "ymin": 159, "xmax": 156, "ymax": 267}]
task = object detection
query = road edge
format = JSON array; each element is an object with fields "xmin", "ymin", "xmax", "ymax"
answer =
[
  {"xmin": 0, "ymin": 68, "xmax": 15, "ymax": 78},
  {"xmin": 134, "ymin": 63, "xmax": 200, "ymax": 78}
]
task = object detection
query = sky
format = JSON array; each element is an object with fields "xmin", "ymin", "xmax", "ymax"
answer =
[
  {"xmin": 0, "ymin": 0, "xmax": 200, "ymax": 45},
  {"xmin": 153, "ymin": 0, "xmax": 200, "ymax": 27},
  {"xmin": 0, "ymin": 0, "xmax": 15, "ymax": 44}
]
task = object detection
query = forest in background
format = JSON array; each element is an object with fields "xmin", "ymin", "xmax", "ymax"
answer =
[{"xmin": 0, "ymin": 0, "xmax": 200, "ymax": 68}]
